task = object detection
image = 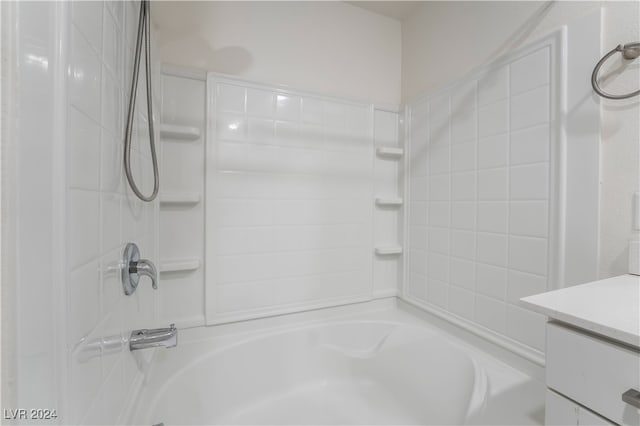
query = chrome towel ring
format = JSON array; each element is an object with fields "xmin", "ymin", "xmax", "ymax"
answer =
[{"xmin": 591, "ymin": 42, "xmax": 640, "ymax": 100}]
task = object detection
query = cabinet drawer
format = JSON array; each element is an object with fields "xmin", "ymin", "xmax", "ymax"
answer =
[
  {"xmin": 546, "ymin": 322, "xmax": 640, "ymax": 426},
  {"xmin": 546, "ymin": 389, "xmax": 614, "ymax": 425}
]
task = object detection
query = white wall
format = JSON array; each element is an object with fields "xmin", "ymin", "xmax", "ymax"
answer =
[
  {"xmin": 4, "ymin": 1, "xmax": 161, "ymax": 423},
  {"xmin": 402, "ymin": 1, "xmax": 640, "ymax": 280},
  {"xmin": 152, "ymin": 1, "xmax": 402, "ymax": 106}
]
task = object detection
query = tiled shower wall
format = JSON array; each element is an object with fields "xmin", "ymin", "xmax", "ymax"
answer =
[
  {"xmin": 155, "ymin": 73, "xmax": 401, "ymax": 327},
  {"xmin": 207, "ymin": 78, "xmax": 379, "ymax": 324},
  {"xmin": 65, "ymin": 1, "xmax": 159, "ymax": 423},
  {"xmin": 405, "ymin": 39, "xmax": 558, "ymax": 354}
]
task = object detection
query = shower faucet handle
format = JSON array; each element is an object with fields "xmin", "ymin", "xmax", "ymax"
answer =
[
  {"xmin": 132, "ymin": 258, "xmax": 157, "ymax": 290},
  {"xmin": 122, "ymin": 243, "xmax": 158, "ymax": 295}
]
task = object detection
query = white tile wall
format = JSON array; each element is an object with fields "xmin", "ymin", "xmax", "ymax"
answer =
[
  {"xmin": 65, "ymin": 1, "xmax": 159, "ymax": 423},
  {"xmin": 207, "ymin": 78, "xmax": 375, "ymax": 323},
  {"xmin": 406, "ymin": 43, "xmax": 555, "ymax": 353}
]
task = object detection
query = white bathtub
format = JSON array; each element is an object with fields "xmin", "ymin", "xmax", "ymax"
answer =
[{"xmin": 130, "ymin": 300, "xmax": 545, "ymax": 425}]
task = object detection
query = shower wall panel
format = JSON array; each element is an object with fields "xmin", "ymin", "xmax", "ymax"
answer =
[
  {"xmin": 405, "ymin": 32, "xmax": 564, "ymax": 358},
  {"xmin": 206, "ymin": 77, "xmax": 375, "ymax": 324},
  {"xmin": 65, "ymin": 1, "xmax": 160, "ymax": 423},
  {"xmin": 373, "ymin": 109, "xmax": 403, "ymax": 298},
  {"xmin": 10, "ymin": 0, "xmax": 160, "ymax": 421},
  {"xmin": 157, "ymin": 70, "xmax": 207, "ymax": 328}
]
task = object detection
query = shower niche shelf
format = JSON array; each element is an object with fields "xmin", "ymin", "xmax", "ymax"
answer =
[
  {"xmin": 374, "ymin": 246, "xmax": 403, "ymax": 256},
  {"xmin": 376, "ymin": 147, "xmax": 404, "ymax": 159},
  {"xmin": 160, "ymin": 124, "xmax": 201, "ymax": 140},
  {"xmin": 160, "ymin": 258, "xmax": 201, "ymax": 273},
  {"xmin": 159, "ymin": 192, "xmax": 201, "ymax": 206},
  {"xmin": 375, "ymin": 197, "xmax": 403, "ymax": 207}
]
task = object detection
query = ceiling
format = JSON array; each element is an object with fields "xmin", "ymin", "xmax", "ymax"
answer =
[{"xmin": 345, "ymin": 1, "xmax": 423, "ymax": 21}]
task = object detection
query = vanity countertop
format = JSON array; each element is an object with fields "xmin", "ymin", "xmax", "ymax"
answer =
[{"xmin": 521, "ymin": 274, "xmax": 640, "ymax": 348}]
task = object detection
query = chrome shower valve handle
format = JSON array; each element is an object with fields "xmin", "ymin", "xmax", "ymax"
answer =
[
  {"xmin": 122, "ymin": 243, "xmax": 158, "ymax": 295},
  {"xmin": 130, "ymin": 258, "xmax": 157, "ymax": 289}
]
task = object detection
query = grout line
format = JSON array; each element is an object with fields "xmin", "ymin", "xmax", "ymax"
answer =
[
  {"xmin": 472, "ymin": 80, "xmax": 479, "ymax": 321},
  {"xmin": 445, "ymin": 94, "xmax": 452, "ymax": 311},
  {"xmin": 509, "ymin": 121, "xmax": 550, "ymax": 135},
  {"xmin": 217, "ymin": 268, "xmax": 366, "ymax": 287},
  {"xmin": 424, "ymin": 101, "xmax": 431, "ymax": 300},
  {"xmin": 473, "ymin": 160, "xmax": 550, "ymax": 174},
  {"xmin": 476, "ymin": 81, "xmax": 549, "ymax": 110},
  {"xmin": 218, "ymin": 246, "xmax": 373, "ymax": 257},
  {"xmin": 505, "ymin": 63, "xmax": 512, "ymax": 309},
  {"xmin": 510, "ymin": 82, "xmax": 551, "ymax": 99}
]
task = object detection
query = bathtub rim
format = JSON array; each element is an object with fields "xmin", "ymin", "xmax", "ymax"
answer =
[{"xmin": 152, "ymin": 297, "xmax": 543, "ymax": 381}]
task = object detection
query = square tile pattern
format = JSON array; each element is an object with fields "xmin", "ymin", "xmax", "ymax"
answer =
[
  {"xmin": 407, "ymin": 46, "xmax": 552, "ymax": 352},
  {"xmin": 211, "ymin": 80, "xmax": 378, "ymax": 322}
]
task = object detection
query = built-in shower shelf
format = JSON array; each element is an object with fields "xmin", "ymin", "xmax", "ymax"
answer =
[
  {"xmin": 160, "ymin": 258, "xmax": 201, "ymax": 273},
  {"xmin": 376, "ymin": 147, "xmax": 404, "ymax": 158},
  {"xmin": 375, "ymin": 197, "xmax": 403, "ymax": 207},
  {"xmin": 159, "ymin": 192, "xmax": 201, "ymax": 206},
  {"xmin": 160, "ymin": 124, "xmax": 201, "ymax": 140},
  {"xmin": 374, "ymin": 246, "xmax": 403, "ymax": 256}
]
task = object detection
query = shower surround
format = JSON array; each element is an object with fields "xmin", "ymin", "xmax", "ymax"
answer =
[
  {"xmin": 3, "ymin": 1, "xmax": 639, "ymax": 425},
  {"xmin": 156, "ymin": 16, "xmax": 600, "ymax": 368}
]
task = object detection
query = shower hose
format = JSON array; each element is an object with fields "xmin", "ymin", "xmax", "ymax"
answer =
[{"xmin": 124, "ymin": 0, "xmax": 159, "ymax": 202}]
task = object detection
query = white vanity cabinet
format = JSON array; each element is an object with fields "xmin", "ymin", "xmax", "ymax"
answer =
[
  {"xmin": 545, "ymin": 322, "xmax": 639, "ymax": 425},
  {"xmin": 521, "ymin": 274, "xmax": 640, "ymax": 426}
]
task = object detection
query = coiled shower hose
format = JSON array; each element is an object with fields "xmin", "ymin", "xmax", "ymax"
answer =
[{"xmin": 124, "ymin": 0, "xmax": 159, "ymax": 202}]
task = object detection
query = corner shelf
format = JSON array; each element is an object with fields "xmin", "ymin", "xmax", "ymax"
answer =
[
  {"xmin": 160, "ymin": 258, "xmax": 201, "ymax": 273},
  {"xmin": 375, "ymin": 197, "xmax": 403, "ymax": 207},
  {"xmin": 159, "ymin": 192, "xmax": 201, "ymax": 206},
  {"xmin": 374, "ymin": 246, "xmax": 403, "ymax": 256},
  {"xmin": 376, "ymin": 147, "xmax": 404, "ymax": 159},
  {"xmin": 160, "ymin": 124, "xmax": 201, "ymax": 141}
]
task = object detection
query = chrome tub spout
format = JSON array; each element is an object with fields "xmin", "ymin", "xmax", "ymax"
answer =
[{"xmin": 130, "ymin": 324, "xmax": 177, "ymax": 351}]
